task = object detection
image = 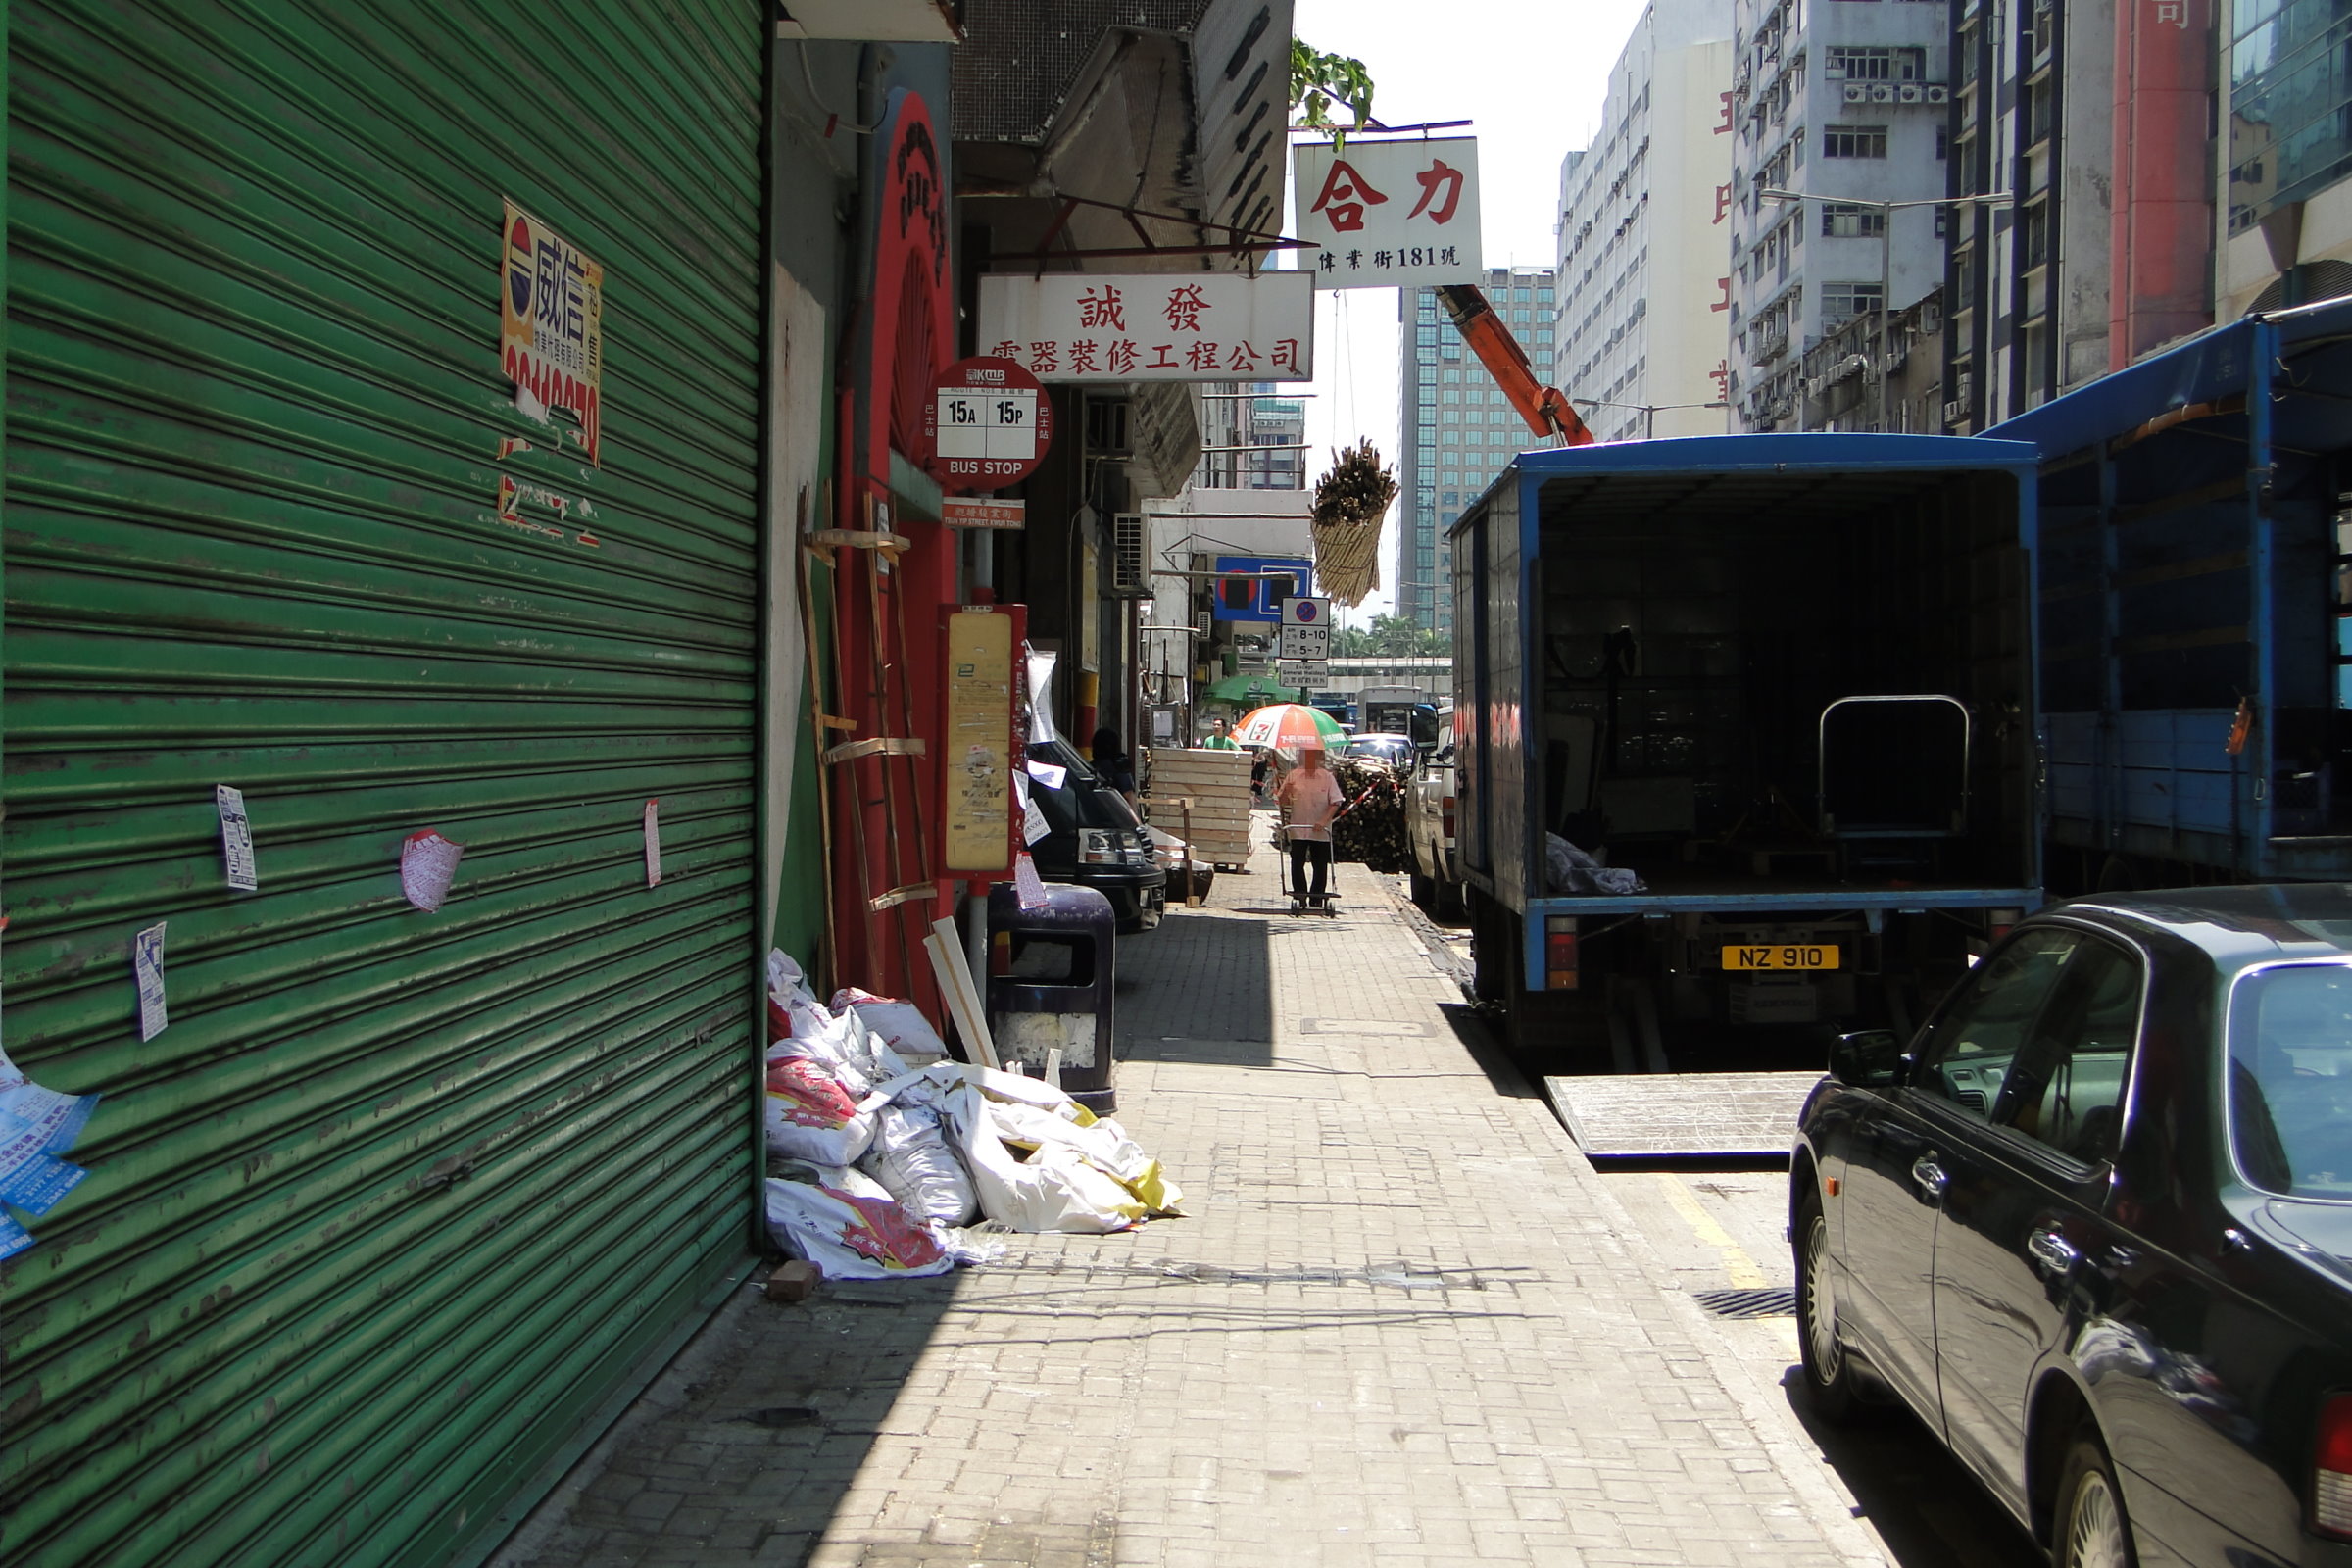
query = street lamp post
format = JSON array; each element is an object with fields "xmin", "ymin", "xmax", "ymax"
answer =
[
  {"xmin": 1757, "ymin": 188, "xmax": 2012, "ymax": 432},
  {"xmin": 1570, "ymin": 397, "xmax": 1732, "ymax": 441}
]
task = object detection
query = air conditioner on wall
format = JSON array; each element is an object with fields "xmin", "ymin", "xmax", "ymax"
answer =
[
  {"xmin": 1927, "ymin": 85, "xmax": 1949, "ymax": 103},
  {"xmin": 1942, "ymin": 398, "xmax": 1971, "ymax": 425},
  {"xmin": 1844, "ymin": 83, "xmax": 1868, "ymax": 103},
  {"xmin": 1899, "ymin": 84, "xmax": 1922, "ymax": 103},
  {"xmin": 1111, "ymin": 514, "xmax": 1151, "ymax": 597},
  {"xmin": 1871, "ymin": 84, "xmax": 1895, "ymax": 103}
]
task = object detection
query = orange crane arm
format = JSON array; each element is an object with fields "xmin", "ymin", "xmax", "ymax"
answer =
[{"xmin": 1434, "ymin": 284, "xmax": 1594, "ymax": 445}]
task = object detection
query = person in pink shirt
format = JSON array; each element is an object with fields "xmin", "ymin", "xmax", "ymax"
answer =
[{"xmin": 1276, "ymin": 747, "xmax": 1347, "ymax": 904}]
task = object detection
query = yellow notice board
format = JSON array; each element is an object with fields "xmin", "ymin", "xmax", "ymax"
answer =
[{"xmin": 942, "ymin": 607, "xmax": 1018, "ymax": 872}]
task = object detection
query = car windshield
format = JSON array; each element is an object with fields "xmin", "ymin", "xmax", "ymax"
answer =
[{"xmin": 2229, "ymin": 962, "xmax": 2352, "ymax": 1198}]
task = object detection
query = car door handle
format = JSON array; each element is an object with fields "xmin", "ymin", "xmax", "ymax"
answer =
[
  {"xmin": 1910, "ymin": 1156, "xmax": 1949, "ymax": 1200},
  {"xmin": 2028, "ymin": 1228, "xmax": 2082, "ymax": 1278}
]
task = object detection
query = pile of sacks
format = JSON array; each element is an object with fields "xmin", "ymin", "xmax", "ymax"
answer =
[{"xmin": 760, "ymin": 951, "xmax": 1182, "ymax": 1282}]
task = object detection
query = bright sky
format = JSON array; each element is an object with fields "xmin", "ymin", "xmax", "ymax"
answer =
[{"xmin": 1284, "ymin": 0, "xmax": 1648, "ymax": 623}]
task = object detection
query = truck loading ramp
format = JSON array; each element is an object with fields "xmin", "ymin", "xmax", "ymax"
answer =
[{"xmin": 1544, "ymin": 1071, "xmax": 1823, "ymax": 1160}]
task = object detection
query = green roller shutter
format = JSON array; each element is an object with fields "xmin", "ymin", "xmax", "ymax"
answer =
[{"xmin": 3, "ymin": 4, "xmax": 767, "ymax": 1565}]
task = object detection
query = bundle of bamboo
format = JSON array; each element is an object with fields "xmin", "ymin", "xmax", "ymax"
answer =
[{"xmin": 1310, "ymin": 441, "xmax": 1397, "ymax": 608}]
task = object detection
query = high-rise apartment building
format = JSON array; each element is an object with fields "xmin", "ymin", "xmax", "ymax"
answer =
[
  {"xmin": 1939, "ymin": 0, "xmax": 2118, "ymax": 430},
  {"xmin": 1728, "ymin": 0, "xmax": 1951, "ymax": 432},
  {"xmin": 1553, "ymin": 0, "xmax": 1738, "ymax": 444},
  {"xmin": 1193, "ymin": 381, "xmax": 1306, "ymax": 489},
  {"xmin": 2222, "ymin": 0, "xmax": 2352, "ymax": 318},
  {"xmin": 1396, "ymin": 267, "xmax": 1557, "ymax": 633}
]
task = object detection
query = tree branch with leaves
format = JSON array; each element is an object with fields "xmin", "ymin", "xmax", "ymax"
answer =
[{"xmin": 1291, "ymin": 40, "xmax": 1375, "ymax": 148}]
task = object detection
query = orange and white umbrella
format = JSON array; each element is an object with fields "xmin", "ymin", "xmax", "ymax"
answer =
[{"xmin": 1232, "ymin": 703, "xmax": 1347, "ymax": 752}]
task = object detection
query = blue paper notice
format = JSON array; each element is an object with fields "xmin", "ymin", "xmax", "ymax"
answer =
[
  {"xmin": 0, "ymin": 1211, "xmax": 33, "ymax": 1261},
  {"xmin": 0, "ymin": 1107, "xmax": 88, "ymax": 1217}
]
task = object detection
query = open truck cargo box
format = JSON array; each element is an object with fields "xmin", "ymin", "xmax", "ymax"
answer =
[
  {"xmin": 1988, "ymin": 298, "xmax": 2352, "ymax": 887},
  {"xmin": 1450, "ymin": 433, "xmax": 2044, "ymax": 1002}
]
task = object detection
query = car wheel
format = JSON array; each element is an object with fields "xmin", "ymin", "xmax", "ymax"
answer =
[
  {"xmin": 1793, "ymin": 1188, "xmax": 1868, "ymax": 1424},
  {"xmin": 2054, "ymin": 1432, "xmax": 2135, "ymax": 1568},
  {"xmin": 1410, "ymin": 869, "xmax": 1436, "ymax": 909}
]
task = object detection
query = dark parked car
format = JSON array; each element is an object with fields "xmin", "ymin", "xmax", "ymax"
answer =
[
  {"xmin": 1792, "ymin": 885, "xmax": 2352, "ymax": 1568},
  {"xmin": 1345, "ymin": 732, "xmax": 1417, "ymax": 772},
  {"xmin": 1022, "ymin": 737, "xmax": 1164, "ymax": 933}
]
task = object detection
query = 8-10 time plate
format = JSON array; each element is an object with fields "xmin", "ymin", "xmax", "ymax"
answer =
[{"xmin": 1721, "ymin": 944, "xmax": 1839, "ymax": 971}]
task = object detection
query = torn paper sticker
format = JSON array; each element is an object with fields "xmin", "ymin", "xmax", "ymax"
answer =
[
  {"xmin": 133, "ymin": 922, "xmax": 168, "ymax": 1043},
  {"xmin": 216, "ymin": 784, "xmax": 257, "ymax": 892},
  {"xmin": 0, "ymin": 1042, "xmax": 99, "ymax": 1155},
  {"xmin": 1024, "ymin": 760, "xmax": 1067, "ymax": 790},
  {"xmin": 401, "ymin": 831, "xmax": 466, "ymax": 912},
  {"xmin": 0, "ymin": 1106, "xmax": 87, "ymax": 1216},
  {"xmin": 1023, "ymin": 798, "xmax": 1051, "ymax": 845},
  {"xmin": 643, "ymin": 799, "xmax": 662, "ymax": 887},
  {"xmin": 1013, "ymin": 852, "xmax": 1049, "ymax": 910}
]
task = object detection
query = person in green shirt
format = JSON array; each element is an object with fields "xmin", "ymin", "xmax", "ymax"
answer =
[{"xmin": 1201, "ymin": 718, "xmax": 1238, "ymax": 750}]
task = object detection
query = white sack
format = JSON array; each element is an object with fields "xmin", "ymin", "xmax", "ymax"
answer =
[
  {"xmin": 938, "ymin": 1083, "xmax": 1143, "ymax": 1233},
  {"xmin": 761, "ymin": 1177, "xmax": 956, "ymax": 1279},
  {"xmin": 762, "ymin": 1042, "xmax": 876, "ymax": 1165},
  {"xmin": 857, "ymin": 1102, "xmax": 978, "ymax": 1227},
  {"xmin": 832, "ymin": 987, "xmax": 950, "ymax": 1063}
]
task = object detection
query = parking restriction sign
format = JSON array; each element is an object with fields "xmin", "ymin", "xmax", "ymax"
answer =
[{"xmin": 1279, "ymin": 596, "xmax": 1332, "ymax": 660}]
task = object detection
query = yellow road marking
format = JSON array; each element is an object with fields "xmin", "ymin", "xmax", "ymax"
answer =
[{"xmin": 1652, "ymin": 1171, "xmax": 1769, "ymax": 1289}]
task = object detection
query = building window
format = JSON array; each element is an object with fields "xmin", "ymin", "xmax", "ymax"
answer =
[
  {"xmin": 1821, "ymin": 202, "xmax": 1886, "ymax": 237},
  {"xmin": 1824, "ymin": 46, "xmax": 1925, "ymax": 81},
  {"xmin": 1823, "ymin": 124, "xmax": 1888, "ymax": 159},
  {"xmin": 1443, "ymin": 368, "xmax": 1462, "ymax": 383},
  {"xmin": 1415, "ymin": 324, "xmax": 1438, "ymax": 345},
  {"xmin": 1820, "ymin": 281, "xmax": 1885, "ymax": 323}
]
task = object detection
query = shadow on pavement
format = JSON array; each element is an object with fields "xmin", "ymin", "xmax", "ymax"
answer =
[
  {"xmin": 495, "ymin": 1278, "xmax": 965, "ymax": 1567},
  {"xmin": 1436, "ymin": 1002, "xmax": 1544, "ymax": 1101},
  {"xmin": 1112, "ymin": 906, "xmax": 1276, "ymax": 1066},
  {"xmin": 1780, "ymin": 1369, "xmax": 2041, "ymax": 1568}
]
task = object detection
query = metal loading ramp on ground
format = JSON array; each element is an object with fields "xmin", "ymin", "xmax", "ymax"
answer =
[{"xmin": 1544, "ymin": 1071, "xmax": 1825, "ymax": 1160}]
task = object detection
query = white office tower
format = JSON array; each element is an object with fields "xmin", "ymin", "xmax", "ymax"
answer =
[
  {"xmin": 1553, "ymin": 0, "xmax": 1738, "ymax": 444},
  {"xmin": 1727, "ymin": 0, "xmax": 1950, "ymax": 431}
]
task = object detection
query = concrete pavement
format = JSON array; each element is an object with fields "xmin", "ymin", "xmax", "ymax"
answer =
[{"xmin": 493, "ymin": 828, "xmax": 1896, "ymax": 1567}]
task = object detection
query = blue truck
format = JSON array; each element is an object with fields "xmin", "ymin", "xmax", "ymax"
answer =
[
  {"xmin": 1456, "ymin": 298, "xmax": 2352, "ymax": 1068},
  {"xmin": 1449, "ymin": 433, "xmax": 2047, "ymax": 1063},
  {"xmin": 1987, "ymin": 297, "xmax": 2352, "ymax": 892}
]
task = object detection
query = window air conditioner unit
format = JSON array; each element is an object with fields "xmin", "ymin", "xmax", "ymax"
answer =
[
  {"xmin": 1953, "ymin": 371, "xmax": 1974, "ymax": 403},
  {"xmin": 1844, "ymin": 83, "xmax": 1868, "ymax": 103},
  {"xmin": 1941, "ymin": 398, "xmax": 1971, "ymax": 425},
  {"xmin": 1927, "ymin": 85, "xmax": 1949, "ymax": 103},
  {"xmin": 1110, "ymin": 513, "xmax": 1151, "ymax": 597},
  {"xmin": 1871, "ymin": 84, "xmax": 1895, "ymax": 103},
  {"xmin": 1899, "ymin": 84, "xmax": 1922, "ymax": 103}
]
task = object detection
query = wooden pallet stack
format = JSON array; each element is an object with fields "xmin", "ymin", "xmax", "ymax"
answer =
[{"xmin": 1140, "ymin": 748, "xmax": 1255, "ymax": 869}]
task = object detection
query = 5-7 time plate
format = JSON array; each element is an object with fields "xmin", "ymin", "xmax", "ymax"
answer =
[{"xmin": 1722, "ymin": 944, "xmax": 1840, "ymax": 971}]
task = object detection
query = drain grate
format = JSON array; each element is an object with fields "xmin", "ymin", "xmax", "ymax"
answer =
[{"xmin": 1692, "ymin": 1286, "xmax": 1796, "ymax": 1319}]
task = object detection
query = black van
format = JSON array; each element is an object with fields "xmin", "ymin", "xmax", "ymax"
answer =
[{"xmin": 1023, "ymin": 737, "xmax": 1166, "ymax": 933}]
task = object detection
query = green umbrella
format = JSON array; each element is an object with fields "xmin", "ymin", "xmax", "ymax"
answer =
[{"xmin": 1203, "ymin": 672, "xmax": 1306, "ymax": 706}]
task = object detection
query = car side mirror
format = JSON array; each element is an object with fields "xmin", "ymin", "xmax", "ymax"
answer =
[
  {"xmin": 1436, "ymin": 744, "xmax": 1455, "ymax": 763},
  {"xmin": 1830, "ymin": 1029, "xmax": 1905, "ymax": 1088}
]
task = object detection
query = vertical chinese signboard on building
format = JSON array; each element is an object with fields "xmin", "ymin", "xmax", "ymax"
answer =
[
  {"xmin": 500, "ymin": 200, "xmax": 606, "ymax": 463},
  {"xmin": 1293, "ymin": 137, "xmax": 1484, "ymax": 288},
  {"xmin": 974, "ymin": 272, "xmax": 1315, "ymax": 381}
]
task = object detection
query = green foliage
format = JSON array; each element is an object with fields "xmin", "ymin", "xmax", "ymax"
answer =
[
  {"xmin": 1291, "ymin": 39, "xmax": 1375, "ymax": 148},
  {"xmin": 1368, "ymin": 613, "xmax": 1446, "ymax": 655}
]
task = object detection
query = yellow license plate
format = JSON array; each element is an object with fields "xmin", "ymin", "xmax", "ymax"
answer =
[{"xmin": 1722, "ymin": 944, "xmax": 1840, "ymax": 971}]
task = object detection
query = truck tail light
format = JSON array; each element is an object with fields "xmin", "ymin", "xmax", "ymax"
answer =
[
  {"xmin": 1544, "ymin": 915, "xmax": 1578, "ymax": 991},
  {"xmin": 2317, "ymin": 1394, "xmax": 2352, "ymax": 1538},
  {"xmin": 1442, "ymin": 795, "xmax": 1455, "ymax": 837}
]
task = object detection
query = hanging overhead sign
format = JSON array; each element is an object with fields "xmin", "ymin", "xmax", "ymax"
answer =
[
  {"xmin": 1294, "ymin": 137, "xmax": 1484, "ymax": 288},
  {"xmin": 922, "ymin": 356, "xmax": 1053, "ymax": 488},
  {"xmin": 1210, "ymin": 557, "xmax": 1311, "ymax": 622},
  {"xmin": 975, "ymin": 272, "xmax": 1314, "ymax": 382}
]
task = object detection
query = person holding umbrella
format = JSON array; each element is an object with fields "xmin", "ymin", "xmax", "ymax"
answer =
[{"xmin": 1275, "ymin": 745, "xmax": 1346, "ymax": 908}]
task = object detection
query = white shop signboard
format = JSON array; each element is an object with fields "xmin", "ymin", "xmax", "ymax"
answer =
[
  {"xmin": 1294, "ymin": 136, "xmax": 1484, "ymax": 289},
  {"xmin": 975, "ymin": 271, "xmax": 1315, "ymax": 382}
]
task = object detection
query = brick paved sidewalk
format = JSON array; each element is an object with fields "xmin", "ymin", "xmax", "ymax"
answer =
[{"xmin": 495, "ymin": 828, "xmax": 1879, "ymax": 1568}]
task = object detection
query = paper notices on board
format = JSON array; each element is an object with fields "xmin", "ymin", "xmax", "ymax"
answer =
[
  {"xmin": 216, "ymin": 785, "xmax": 257, "ymax": 891},
  {"xmin": 401, "ymin": 831, "xmax": 466, "ymax": 913},
  {"xmin": 133, "ymin": 922, "xmax": 169, "ymax": 1042},
  {"xmin": 643, "ymin": 799, "xmax": 662, "ymax": 887},
  {"xmin": 500, "ymin": 200, "xmax": 606, "ymax": 465}
]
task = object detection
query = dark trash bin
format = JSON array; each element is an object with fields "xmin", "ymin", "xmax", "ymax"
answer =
[{"xmin": 987, "ymin": 881, "xmax": 1118, "ymax": 1114}]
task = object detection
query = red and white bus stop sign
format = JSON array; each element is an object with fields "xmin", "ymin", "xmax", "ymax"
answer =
[{"xmin": 921, "ymin": 356, "xmax": 1054, "ymax": 490}]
